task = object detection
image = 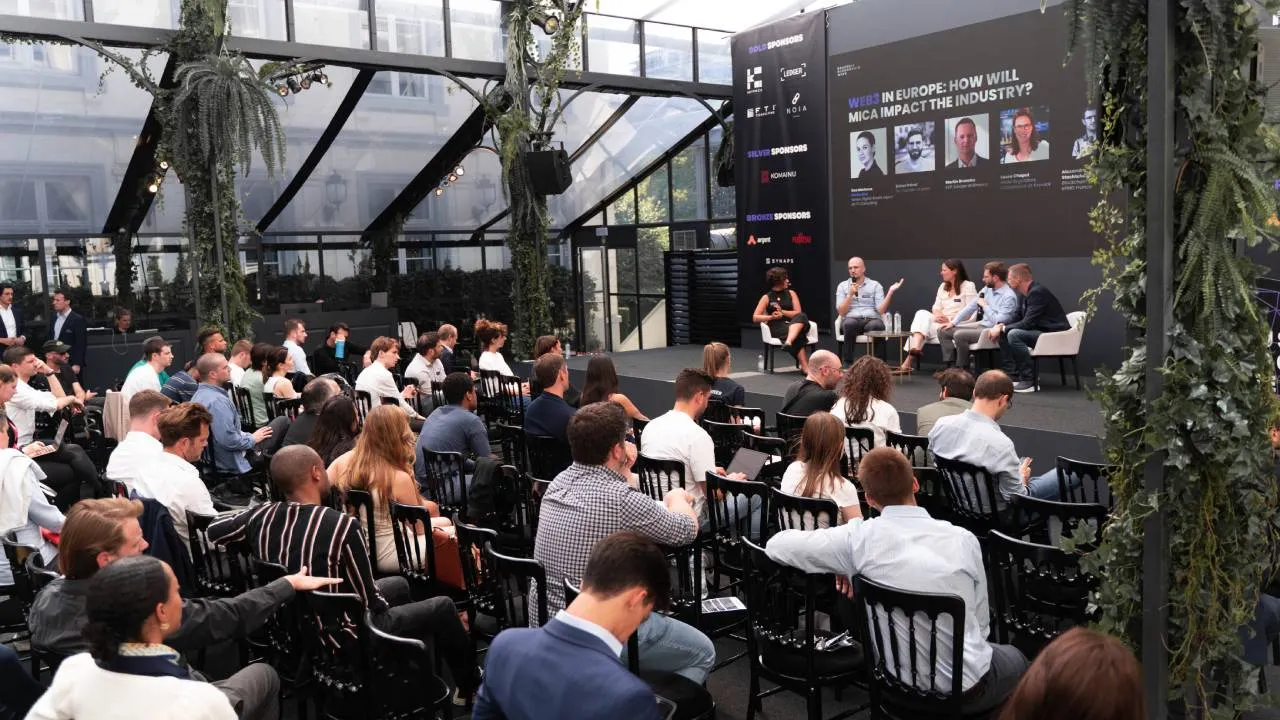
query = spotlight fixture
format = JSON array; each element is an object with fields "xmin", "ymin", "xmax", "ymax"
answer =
[
  {"xmin": 531, "ymin": 9, "xmax": 561, "ymax": 34},
  {"xmin": 455, "ymin": 165, "xmax": 465, "ymax": 177},
  {"xmin": 300, "ymin": 75, "xmax": 312, "ymax": 90},
  {"xmin": 158, "ymin": 160, "xmax": 169, "ymax": 170},
  {"xmin": 317, "ymin": 71, "xmax": 329, "ymax": 86},
  {"xmin": 147, "ymin": 181, "xmax": 159, "ymax": 193},
  {"xmin": 276, "ymin": 84, "xmax": 289, "ymax": 96},
  {"xmin": 448, "ymin": 173, "xmax": 458, "ymax": 183},
  {"xmin": 287, "ymin": 77, "xmax": 302, "ymax": 93},
  {"xmin": 435, "ymin": 186, "xmax": 445, "ymax": 196}
]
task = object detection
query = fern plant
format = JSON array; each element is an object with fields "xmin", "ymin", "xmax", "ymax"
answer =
[{"xmin": 169, "ymin": 52, "xmax": 286, "ymax": 178}]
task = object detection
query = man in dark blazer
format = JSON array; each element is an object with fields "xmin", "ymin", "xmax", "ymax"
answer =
[
  {"xmin": 49, "ymin": 290, "xmax": 88, "ymax": 375},
  {"xmin": 989, "ymin": 263, "xmax": 1070, "ymax": 393},
  {"xmin": 438, "ymin": 323, "xmax": 458, "ymax": 374},
  {"xmin": 472, "ymin": 531, "xmax": 668, "ymax": 720},
  {"xmin": 0, "ymin": 284, "xmax": 27, "ymax": 350}
]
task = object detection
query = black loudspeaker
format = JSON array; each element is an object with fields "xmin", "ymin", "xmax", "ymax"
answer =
[{"xmin": 525, "ymin": 149, "xmax": 573, "ymax": 195}]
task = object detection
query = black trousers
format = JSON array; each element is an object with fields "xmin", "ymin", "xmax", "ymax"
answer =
[
  {"xmin": 36, "ymin": 442, "xmax": 98, "ymax": 511},
  {"xmin": 372, "ymin": 576, "xmax": 478, "ymax": 694}
]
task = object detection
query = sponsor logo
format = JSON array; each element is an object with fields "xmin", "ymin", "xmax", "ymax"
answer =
[
  {"xmin": 746, "ymin": 66, "xmax": 764, "ymax": 94},
  {"xmin": 765, "ymin": 257, "xmax": 796, "ymax": 265},
  {"xmin": 779, "ymin": 63, "xmax": 807, "ymax": 81},
  {"xmin": 745, "ymin": 211, "xmax": 813, "ymax": 222},
  {"xmin": 746, "ymin": 235, "xmax": 772, "ymax": 246},
  {"xmin": 785, "ymin": 92, "xmax": 807, "ymax": 117},
  {"xmin": 745, "ymin": 144, "xmax": 808, "ymax": 159},
  {"xmin": 760, "ymin": 169, "xmax": 797, "ymax": 184},
  {"xmin": 747, "ymin": 34, "xmax": 804, "ymax": 54},
  {"xmin": 745, "ymin": 104, "xmax": 776, "ymax": 119},
  {"xmin": 791, "ymin": 233, "xmax": 813, "ymax": 245}
]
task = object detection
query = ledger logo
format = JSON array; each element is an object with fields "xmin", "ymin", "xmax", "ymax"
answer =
[
  {"xmin": 746, "ymin": 66, "xmax": 764, "ymax": 94},
  {"xmin": 779, "ymin": 63, "xmax": 807, "ymax": 82}
]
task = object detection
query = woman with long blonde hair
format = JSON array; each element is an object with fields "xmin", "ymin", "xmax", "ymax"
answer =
[
  {"xmin": 328, "ymin": 406, "xmax": 455, "ymax": 578},
  {"xmin": 780, "ymin": 413, "xmax": 862, "ymax": 526},
  {"xmin": 702, "ymin": 342, "xmax": 745, "ymax": 406}
]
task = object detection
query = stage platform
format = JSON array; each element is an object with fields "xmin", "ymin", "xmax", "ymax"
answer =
[{"xmin": 550, "ymin": 345, "xmax": 1106, "ymax": 469}]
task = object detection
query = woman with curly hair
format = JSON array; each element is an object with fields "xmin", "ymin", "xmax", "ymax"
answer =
[
  {"xmin": 830, "ymin": 355, "xmax": 901, "ymax": 447},
  {"xmin": 751, "ymin": 266, "xmax": 812, "ymax": 373}
]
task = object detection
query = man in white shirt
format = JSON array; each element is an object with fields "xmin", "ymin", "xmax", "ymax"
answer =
[
  {"xmin": 356, "ymin": 336, "xmax": 423, "ymax": 430},
  {"xmin": 0, "ymin": 284, "xmax": 25, "ymax": 348},
  {"xmin": 404, "ymin": 331, "xmax": 446, "ymax": 387},
  {"xmin": 3, "ymin": 345, "xmax": 81, "ymax": 446},
  {"xmin": 765, "ymin": 447, "xmax": 1028, "ymax": 714},
  {"xmin": 639, "ymin": 368, "xmax": 748, "ymax": 523},
  {"xmin": 132, "ymin": 402, "xmax": 218, "ymax": 551},
  {"xmin": 120, "ymin": 336, "xmax": 172, "ymax": 403},
  {"xmin": 105, "ymin": 389, "xmax": 170, "ymax": 490},
  {"xmin": 282, "ymin": 318, "xmax": 311, "ymax": 377},
  {"xmin": 228, "ymin": 339, "xmax": 252, "ymax": 387}
]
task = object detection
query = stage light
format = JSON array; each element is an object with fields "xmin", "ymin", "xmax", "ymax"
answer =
[
  {"xmin": 276, "ymin": 84, "xmax": 289, "ymax": 96},
  {"xmin": 147, "ymin": 180, "xmax": 160, "ymax": 193},
  {"xmin": 435, "ymin": 186, "xmax": 445, "ymax": 196},
  {"xmin": 455, "ymin": 165, "xmax": 465, "ymax": 177},
  {"xmin": 448, "ymin": 173, "xmax": 458, "ymax": 183},
  {"xmin": 317, "ymin": 72, "xmax": 329, "ymax": 86},
  {"xmin": 287, "ymin": 77, "xmax": 302, "ymax": 93},
  {"xmin": 300, "ymin": 75, "xmax": 312, "ymax": 90},
  {"xmin": 158, "ymin": 160, "xmax": 169, "ymax": 170}
]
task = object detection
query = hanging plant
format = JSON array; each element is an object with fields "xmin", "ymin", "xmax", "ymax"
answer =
[{"xmin": 169, "ymin": 52, "xmax": 287, "ymax": 177}]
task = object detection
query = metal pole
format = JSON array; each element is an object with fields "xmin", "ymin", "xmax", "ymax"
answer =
[
  {"xmin": 185, "ymin": 186, "xmax": 203, "ymax": 325},
  {"xmin": 209, "ymin": 167, "xmax": 231, "ymax": 332},
  {"xmin": 1143, "ymin": 0, "xmax": 1174, "ymax": 717}
]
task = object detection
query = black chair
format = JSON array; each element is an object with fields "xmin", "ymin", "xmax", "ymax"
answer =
[
  {"xmin": 387, "ymin": 501, "xmax": 457, "ymax": 601},
  {"xmin": 495, "ymin": 374, "xmax": 525, "ymax": 425},
  {"xmin": 704, "ymin": 472, "xmax": 770, "ymax": 590},
  {"xmin": 455, "ymin": 523, "xmax": 502, "ymax": 639},
  {"xmin": 1009, "ymin": 494, "xmax": 1108, "ymax": 550},
  {"xmin": 246, "ymin": 559, "xmax": 313, "ymax": 716},
  {"xmin": 631, "ymin": 417, "xmax": 649, "ymax": 452},
  {"xmin": 300, "ymin": 591, "xmax": 452, "ymax": 720},
  {"xmin": 476, "ymin": 370, "xmax": 504, "ymax": 426},
  {"xmin": 728, "ymin": 405, "xmax": 768, "ymax": 431},
  {"xmin": 263, "ymin": 393, "xmax": 281, "ymax": 421},
  {"xmin": 774, "ymin": 412, "xmax": 807, "ymax": 459},
  {"xmin": 492, "ymin": 464, "xmax": 540, "ymax": 550},
  {"xmin": 741, "ymin": 432, "xmax": 789, "ymax": 487},
  {"xmin": 418, "ymin": 449, "xmax": 469, "ymax": 521},
  {"xmin": 493, "ymin": 422, "xmax": 527, "ymax": 472},
  {"xmin": 987, "ymin": 530, "xmax": 1096, "ymax": 656},
  {"xmin": 1, "ymin": 532, "xmax": 38, "ymax": 643},
  {"xmin": 933, "ymin": 455, "xmax": 1024, "ymax": 540},
  {"xmin": 273, "ymin": 396, "xmax": 303, "ymax": 420},
  {"xmin": 885, "ymin": 430, "xmax": 931, "ymax": 467},
  {"xmin": 232, "ymin": 386, "xmax": 257, "ymax": 431},
  {"xmin": 186, "ymin": 512, "xmax": 249, "ymax": 597},
  {"xmin": 635, "ymin": 454, "xmax": 689, "ymax": 500},
  {"xmin": 342, "ymin": 488, "xmax": 381, "ymax": 575},
  {"xmin": 771, "ymin": 488, "xmax": 841, "ymax": 531},
  {"xmin": 429, "ymin": 382, "xmax": 446, "ymax": 412},
  {"xmin": 704, "ymin": 419, "xmax": 747, "ymax": 469},
  {"xmin": 841, "ymin": 425, "xmax": 876, "ymax": 478},
  {"xmin": 851, "ymin": 574, "xmax": 980, "ymax": 720},
  {"xmin": 1055, "ymin": 456, "xmax": 1113, "ymax": 507},
  {"xmin": 912, "ymin": 466, "xmax": 954, "ymax": 522},
  {"xmin": 485, "ymin": 541, "xmax": 548, "ymax": 628},
  {"xmin": 742, "ymin": 539, "xmax": 867, "ymax": 720},
  {"xmin": 524, "ymin": 433, "xmax": 571, "ymax": 481},
  {"xmin": 703, "ymin": 400, "xmax": 731, "ymax": 424},
  {"xmin": 81, "ymin": 403, "xmax": 117, "ymax": 477},
  {"xmin": 353, "ymin": 390, "xmax": 374, "ymax": 427},
  {"xmin": 27, "ymin": 556, "xmax": 65, "ymax": 682}
]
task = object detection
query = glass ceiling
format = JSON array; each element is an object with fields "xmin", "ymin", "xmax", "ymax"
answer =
[{"xmin": 588, "ymin": 0, "xmax": 850, "ymax": 33}]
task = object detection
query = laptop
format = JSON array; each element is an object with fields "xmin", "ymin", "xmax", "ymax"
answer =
[
  {"xmin": 28, "ymin": 419, "xmax": 69, "ymax": 457},
  {"xmin": 726, "ymin": 447, "xmax": 771, "ymax": 482}
]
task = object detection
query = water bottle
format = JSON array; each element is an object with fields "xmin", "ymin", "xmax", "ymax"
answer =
[
  {"xmin": 892, "ymin": 312, "xmax": 902, "ymax": 334},
  {"xmin": 752, "ymin": 416, "xmax": 762, "ymax": 433},
  {"xmin": 757, "ymin": 354, "xmax": 765, "ymax": 373},
  {"xmin": 564, "ymin": 342, "xmax": 572, "ymax": 357}
]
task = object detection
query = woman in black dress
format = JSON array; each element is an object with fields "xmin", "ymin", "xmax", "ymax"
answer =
[{"xmin": 751, "ymin": 266, "xmax": 811, "ymax": 373}]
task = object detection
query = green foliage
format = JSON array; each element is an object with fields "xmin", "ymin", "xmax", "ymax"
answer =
[
  {"xmin": 169, "ymin": 52, "xmax": 286, "ymax": 179},
  {"xmin": 1065, "ymin": 0, "xmax": 1280, "ymax": 712}
]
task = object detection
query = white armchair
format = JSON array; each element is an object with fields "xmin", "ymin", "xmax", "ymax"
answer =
[
  {"xmin": 1030, "ymin": 311, "xmax": 1087, "ymax": 389},
  {"xmin": 834, "ymin": 314, "xmax": 891, "ymax": 362},
  {"xmin": 760, "ymin": 321, "xmax": 818, "ymax": 373},
  {"xmin": 965, "ymin": 329, "xmax": 1003, "ymax": 372}
]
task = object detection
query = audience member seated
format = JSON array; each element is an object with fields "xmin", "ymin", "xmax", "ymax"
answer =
[
  {"xmin": 0, "ymin": 411, "xmax": 62, "ymax": 586},
  {"xmin": 262, "ymin": 346, "xmax": 299, "ymax": 400},
  {"xmin": 38, "ymin": 340, "xmax": 94, "ymax": 405},
  {"xmin": 900, "ymin": 259, "xmax": 978, "ymax": 372},
  {"xmin": 415, "ymin": 373, "xmax": 491, "ymax": 492},
  {"xmin": 307, "ymin": 395, "xmax": 359, "ymax": 465},
  {"xmin": 580, "ymin": 356, "xmax": 647, "ymax": 421},
  {"xmin": 121, "ymin": 336, "xmax": 172, "ymax": 403},
  {"xmin": 766, "ymin": 448, "xmax": 1028, "ymax": 714},
  {"xmin": 535, "ymin": 401, "xmax": 713, "ymax": 682},
  {"xmin": 329, "ymin": 406, "xmax": 455, "ymax": 578},
  {"xmin": 310, "ymin": 323, "xmax": 365, "ymax": 377},
  {"xmin": 106, "ymin": 390, "xmax": 169, "ymax": 489},
  {"xmin": 405, "ymin": 331, "xmax": 446, "ymax": 387},
  {"xmin": 995, "ymin": 263, "xmax": 1071, "ymax": 394},
  {"xmin": 524, "ymin": 354, "xmax": 577, "ymax": 443},
  {"xmin": 4, "ymin": 349, "xmax": 94, "ymax": 510},
  {"xmin": 476, "ymin": 531, "xmax": 673, "ymax": 720},
  {"xmin": 937, "ymin": 261, "xmax": 1019, "ymax": 371},
  {"xmin": 0, "ymin": 644, "xmax": 42, "ymax": 719},
  {"xmin": 781, "ymin": 413, "xmax": 861, "ymax": 527},
  {"xmin": 208, "ymin": 446, "xmax": 481, "ymax": 703},
  {"xmin": 928, "ymin": 370, "xmax": 1058, "ymax": 506},
  {"xmin": 999, "ymin": 627, "xmax": 1144, "ymax": 720},
  {"xmin": 129, "ymin": 403, "xmax": 216, "ymax": 550},
  {"xmin": 281, "ymin": 318, "xmax": 312, "ymax": 378},
  {"xmin": 532, "ymin": 335, "xmax": 581, "ymax": 407},
  {"xmin": 356, "ymin": 336, "xmax": 423, "ymax": 431},
  {"xmin": 28, "ymin": 556, "xmax": 241, "ymax": 720},
  {"xmin": 830, "ymin": 356, "xmax": 901, "ymax": 447},
  {"xmin": 280, "ymin": 377, "xmax": 339, "ymax": 448},
  {"xmin": 197, "ymin": 326, "xmax": 227, "ymax": 357},
  {"xmin": 240, "ymin": 343, "xmax": 271, "ymax": 427},
  {"xmin": 438, "ymin": 324, "xmax": 459, "ymax": 374},
  {"xmin": 475, "ymin": 319, "xmax": 518, "ymax": 377},
  {"xmin": 29, "ymin": 498, "xmax": 335, "ymax": 719},
  {"xmin": 639, "ymin": 369, "xmax": 749, "ymax": 525},
  {"xmin": 779, "ymin": 350, "xmax": 842, "ymax": 416},
  {"xmin": 228, "ymin": 340, "xmax": 252, "ymax": 387},
  {"xmin": 192, "ymin": 354, "xmax": 273, "ymax": 477},
  {"xmin": 703, "ymin": 341, "xmax": 745, "ymax": 407},
  {"xmin": 160, "ymin": 361, "xmax": 201, "ymax": 404},
  {"xmin": 916, "ymin": 368, "xmax": 975, "ymax": 436}
]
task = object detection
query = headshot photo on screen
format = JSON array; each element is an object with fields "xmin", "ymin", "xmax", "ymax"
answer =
[
  {"xmin": 944, "ymin": 114, "xmax": 989, "ymax": 169},
  {"xmin": 893, "ymin": 122, "xmax": 936, "ymax": 174},
  {"xmin": 1000, "ymin": 106, "xmax": 1051, "ymax": 163},
  {"xmin": 850, "ymin": 128, "xmax": 887, "ymax": 180},
  {"xmin": 1072, "ymin": 107, "xmax": 1098, "ymax": 159}
]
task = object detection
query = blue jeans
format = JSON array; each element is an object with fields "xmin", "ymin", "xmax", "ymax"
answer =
[
  {"xmin": 1000, "ymin": 328, "xmax": 1042, "ymax": 381},
  {"xmin": 699, "ymin": 493, "xmax": 765, "ymax": 539},
  {"xmin": 625, "ymin": 612, "xmax": 716, "ymax": 684},
  {"xmin": 1243, "ymin": 594, "xmax": 1280, "ymax": 666},
  {"xmin": 1027, "ymin": 469, "xmax": 1062, "ymax": 500}
]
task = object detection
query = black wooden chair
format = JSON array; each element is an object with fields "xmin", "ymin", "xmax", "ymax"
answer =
[
  {"xmin": 741, "ymin": 432, "xmax": 789, "ymax": 487},
  {"xmin": 636, "ymin": 454, "xmax": 688, "ymax": 501},
  {"xmin": 418, "ymin": 449, "xmax": 469, "ymax": 521},
  {"xmin": 263, "ymin": 393, "xmax": 280, "ymax": 421},
  {"xmin": 703, "ymin": 419, "xmax": 747, "ymax": 469},
  {"xmin": 987, "ymin": 530, "xmax": 1096, "ymax": 655},
  {"xmin": 353, "ymin": 390, "xmax": 374, "ymax": 427},
  {"xmin": 246, "ymin": 559, "xmax": 314, "ymax": 717},
  {"xmin": 885, "ymin": 429, "xmax": 931, "ymax": 467},
  {"xmin": 1054, "ymin": 456, "xmax": 1113, "ymax": 507},
  {"xmin": 388, "ymin": 501, "xmax": 460, "ymax": 602},
  {"xmin": 495, "ymin": 374, "xmax": 525, "ymax": 425},
  {"xmin": 1010, "ymin": 494, "xmax": 1108, "ymax": 550},
  {"xmin": 912, "ymin": 466, "xmax": 954, "ymax": 522},
  {"xmin": 771, "ymin": 488, "xmax": 841, "ymax": 531},
  {"xmin": 727, "ymin": 405, "xmax": 767, "ymax": 431},
  {"xmin": 27, "ymin": 556, "xmax": 65, "ymax": 682},
  {"xmin": 186, "ymin": 512, "xmax": 249, "ymax": 598},
  {"xmin": 703, "ymin": 400, "xmax": 731, "ymax": 424},
  {"xmin": 492, "ymin": 464, "xmax": 540, "ymax": 551},
  {"xmin": 232, "ymin": 386, "xmax": 258, "ymax": 431},
  {"xmin": 485, "ymin": 541, "xmax": 548, "ymax": 628},
  {"xmin": 476, "ymin": 370, "xmax": 504, "ymax": 427},
  {"xmin": 274, "ymin": 396, "xmax": 303, "ymax": 420},
  {"xmin": 493, "ymin": 422, "xmax": 527, "ymax": 473},
  {"xmin": 455, "ymin": 523, "xmax": 502, "ymax": 640},
  {"xmin": 1, "ymin": 532, "xmax": 39, "ymax": 646},
  {"xmin": 774, "ymin": 412, "xmax": 808, "ymax": 460},
  {"xmin": 524, "ymin": 433, "xmax": 571, "ymax": 481},
  {"xmin": 704, "ymin": 472, "xmax": 770, "ymax": 591},
  {"xmin": 631, "ymin": 417, "xmax": 649, "ymax": 452},
  {"xmin": 852, "ymin": 574, "xmax": 983, "ymax": 720},
  {"xmin": 742, "ymin": 539, "xmax": 867, "ymax": 720},
  {"xmin": 933, "ymin": 455, "xmax": 1028, "ymax": 540},
  {"xmin": 840, "ymin": 425, "xmax": 876, "ymax": 478},
  {"xmin": 341, "ymin": 488, "xmax": 382, "ymax": 574}
]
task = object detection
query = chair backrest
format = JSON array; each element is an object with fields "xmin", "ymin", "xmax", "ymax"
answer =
[
  {"xmin": 476, "ymin": 369, "xmax": 503, "ymax": 399},
  {"xmin": 852, "ymin": 574, "xmax": 968, "ymax": 718},
  {"xmin": 741, "ymin": 431, "xmax": 789, "ymax": 486},
  {"xmin": 274, "ymin": 397, "xmax": 302, "ymax": 420},
  {"xmin": 1054, "ymin": 456, "xmax": 1112, "ymax": 507},
  {"xmin": 419, "ymin": 449, "xmax": 469, "ymax": 519},
  {"xmin": 493, "ymin": 464, "xmax": 539, "ymax": 547},
  {"xmin": 343, "ymin": 488, "xmax": 380, "ymax": 568},
  {"xmin": 770, "ymin": 488, "xmax": 840, "ymax": 531},
  {"xmin": 495, "ymin": 374, "xmax": 524, "ymax": 424},
  {"xmin": 247, "ymin": 559, "xmax": 308, "ymax": 676},
  {"xmin": 1010, "ymin": 494, "xmax": 1108, "ymax": 549},
  {"xmin": 987, "ymin": 530, "xmax": 1095, "ymax": 655},
  {"xmin": 774, "ymin": 412, "xmax": 807, "ymax": 458},
  {"xmin": 353, "ymin": 390, "xmax": 373, "ymax": 426},
  {"xmin": 299, "ymin": 591, "xmax": 373, "ymax": 719},
  {"xmin": 885, "ymin": 430, "xmax": 931, "ymax": 467},
  {"xmin": 28, "ymin": 554, "xmax": 60, "ymax": 592},
  {"xmin": 703, "ymin": 419, "xmax": 747, "ymax": 469},
  {"xmin": 635, "ymin": 454, "xmax": 687, "ymax": 500},
  {"xmin": 524, "ymin": 433, "xmax": 571, "ymax": 481},
  {"xmin": 840, "ymin": 424, "xmax": 876, "ymax": 478},
  {"xmin": 932, "ymin": 454, "xmax": 1004, "ymax": 533},
  {"xmin": 911, "ymin": 466, "xmax": 954, "ymax": 522},
  {"xmin": 455, "ymin": 522, "xmax": 502, "ymax": 629},
  {"xmin": 727, "ymin": 405, "xmax": 766, "ymax": 430},
  {"xmin": 186, "ymin": 511, "xmax": 249, "ymax": 597},
  {"xmin": 232, "ymin": 386, "xmax": 257, "ymax": 431},
  {"xmin": 1066, "ymin": 310, "xmax": 1087, "ymax": 332},
  {"xmin": 430, "ymin": 382, "xmax": 447, "ymax": 411},
  {"xmin": 494, "ymin": 422, "xmax": 527, "ymax": 471},
  {"xmin": 703, "ymin": 400, "xmax": 730, "ymax": 424},
  {"xmin": 631, "ymin": 417, "xmax": 648, "ymax": 452},
  {"xmin": 387, "ymin": 501, "xmax": 441, "ymax": 593},
  {"xmin": 485, "ymin": 541, "xmax": 548, "ymax": 628},
  {"xmin": 1, "ymin": 531, "xmax": 38, "ymax": 607}
]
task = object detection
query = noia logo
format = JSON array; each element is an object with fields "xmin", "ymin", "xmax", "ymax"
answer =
[
  {"xmin": 746, "ymin": 66, "xmax": 764, "ymax": 93},
  {"xmin": 779, "ymin": 63, "xmax": 807, "ymax": 82}
]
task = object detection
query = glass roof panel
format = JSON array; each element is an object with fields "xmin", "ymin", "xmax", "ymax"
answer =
[
  {"xmin": 586, "ymin": 0, "xmax": 853, "ymax": 33},
  {"xmin": 547, "ymin": 95, "xmax": 710, "ymax": 227},
  {"xmin": 0, "ymin": 44, "xmax": 159, "ymax": 236}
]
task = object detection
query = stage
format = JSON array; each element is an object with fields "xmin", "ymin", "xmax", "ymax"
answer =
[{"xmin": 545, "ymin": 345, "xmax": 1106, "ymax": 469}]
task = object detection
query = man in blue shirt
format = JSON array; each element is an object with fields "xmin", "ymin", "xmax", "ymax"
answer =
[
  {"xmin": 191, "ymin": 353, "xmax": 272, "ymax": 474},
  {"xmin": 937, "ymin": 261, "xmax": 1019, "ymax": 370},
  {"xmin": 524, "ymin": 354, "xmax": 576, "ymax": 443},
  {"xmin": 834, "ymin": 256, "xmax": 903, "ymax": 363},
  {"xmin": 415, "ymin": 372, "xmax": 491, "ymax": 491}
]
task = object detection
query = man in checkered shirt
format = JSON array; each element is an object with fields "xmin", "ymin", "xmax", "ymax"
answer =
[{"xmin": 532, "ymin": 400, "xmax": 715, "ymax": 684}]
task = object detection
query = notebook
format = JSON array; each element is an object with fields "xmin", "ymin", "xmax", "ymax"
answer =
[{"xmin": 726, "ymin": 447, "xmax": 770, "ymax": 482}]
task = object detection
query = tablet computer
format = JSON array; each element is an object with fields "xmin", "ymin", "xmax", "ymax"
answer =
[{"xmin": 726, "ymin": 447, "xmax": 770, "ymax": 481}]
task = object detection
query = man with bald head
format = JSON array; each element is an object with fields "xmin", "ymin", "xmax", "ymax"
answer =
[
  {"xmin": 438, "ymin": 323, "xmax": 459, "ymax": 374},
  {"xmin": 835, "ymin": 257, "xmax": 902, "ymax": 363},
  {"xmin": 208, "ymin": 445, "xmax": 482, "ymax": 702},
  {"xmin": 780, "ymin": 349, "xmax": 843, "ymax": 415},
  {"xmin": 191, "ymin": 353, "xmax": 272, "ymax": 475}
]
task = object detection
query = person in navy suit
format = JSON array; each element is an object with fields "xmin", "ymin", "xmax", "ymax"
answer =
[
  {"xmin": 49, "ymin": 290, "xmax": 88, "ymax": 375},
  {"xmin": 0, "ymin": 284, "xmax": 27, "ymax": 350},
  {"xmin": 473, "ymin": 531, "xmax": 669, "ymax": 720}
]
